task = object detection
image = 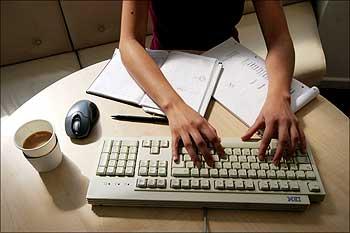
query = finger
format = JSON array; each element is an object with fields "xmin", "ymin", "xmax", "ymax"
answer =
[
  {"xmin": 202, "ymin": 123, "xmax": 225, "ymax": 158},
  {"xmin": 190, "ymin": 130, "xmax": 214, "ymax": 167},
  {"xmin": 273, "ymin": 124, "xmax": 291, "ymax": 165},
  {"xmin": 171, "ymin": 133, "xmax": 181, "ymax": 163},
  {"xmin": 242, "ymin": 115, "xmax": 264, "ymax": 141},
  {"xmin": 290, "ymin": 124, "xmax": 299, "ymax": 157},
  {"xmin": 297, "ymin": 124, "xmax": 307, "ymax": 153},
  {"xmin": 259, "ymin": 123, "xmax": 275, "ymax": 160},
  {"xmin": 181, "ymin": 132, "xmax": 201, "ymax": 168}
]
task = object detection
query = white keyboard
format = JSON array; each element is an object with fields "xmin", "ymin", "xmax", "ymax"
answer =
[{"xmin": 86, "ymin": 137, "xmax": 325, "ymax": 211}]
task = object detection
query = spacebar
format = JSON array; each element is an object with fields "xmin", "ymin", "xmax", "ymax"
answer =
[{"xmin": 172, "ymin": 168, "xmax": 190, "ymax": 177}]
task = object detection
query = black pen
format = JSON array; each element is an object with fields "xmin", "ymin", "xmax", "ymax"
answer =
[{"xmin": 111, "ymin": 114, "xmax": 168, "ymax": 124}]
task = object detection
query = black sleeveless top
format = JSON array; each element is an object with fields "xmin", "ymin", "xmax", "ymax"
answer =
[{"xmin": 149, "ymin": 0, "xmax": 245, "ymax": 50}]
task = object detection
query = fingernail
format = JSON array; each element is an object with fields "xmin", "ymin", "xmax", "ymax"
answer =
[
  {"xmin": 195, "ymin": 161, "xmax": 201, "ymax": 168},
  {"xmin": 174, "ymin": 158, "xmax": 179, "ymax": 164}
]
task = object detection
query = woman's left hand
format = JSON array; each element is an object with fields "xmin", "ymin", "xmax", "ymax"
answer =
[{"xmin": 241, "ymin": 94, "xmax": 306, "ymax": 165}]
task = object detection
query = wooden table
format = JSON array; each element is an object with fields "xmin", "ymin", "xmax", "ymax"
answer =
[{"xmin": 1, "ymin": 61, "xmax": 349, "ymax": 232}]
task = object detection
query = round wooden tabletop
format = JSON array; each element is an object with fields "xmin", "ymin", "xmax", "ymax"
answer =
[{"xmin": 1, "ymin": 61, "xmax": 349, "ymax": 232}]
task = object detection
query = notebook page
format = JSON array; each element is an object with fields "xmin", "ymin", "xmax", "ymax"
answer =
[
  {"xmin": 139, "ymin": 51, "xmax": 218, "ymax": 116},
  {"xmin": 87, "ymin": 49, "xmax": 145, "ymax": 105},
  {"xmin": 203, "ymin": 38, "xmax": 319, "ymax": 126}
]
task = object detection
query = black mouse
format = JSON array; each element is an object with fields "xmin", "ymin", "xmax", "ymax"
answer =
[{"xmin": 65, "ymin": 100, "xmax": 99, "ymax": 139}]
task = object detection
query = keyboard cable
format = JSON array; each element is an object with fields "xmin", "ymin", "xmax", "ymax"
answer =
[{"xmin": 203, "ymin": 207, "xmax": 208, "ymax": 233}]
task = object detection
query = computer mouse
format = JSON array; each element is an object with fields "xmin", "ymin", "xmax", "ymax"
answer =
[{"xmin": 65, "ymin": 100, "xmax": 99, "ymax": 139}]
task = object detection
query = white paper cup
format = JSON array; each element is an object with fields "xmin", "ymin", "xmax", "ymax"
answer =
[{"xmin": 14, "ymin": 120, "xmax": 62, "ymax": 172}]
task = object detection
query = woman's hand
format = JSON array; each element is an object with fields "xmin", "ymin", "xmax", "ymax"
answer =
[
  {"xmin": 241, "ymin": 94, "xmax": 306, "ymax": 165},
  {"xmin": 164, "ymin": 101, "xmax": 225, "ymax": 168}
]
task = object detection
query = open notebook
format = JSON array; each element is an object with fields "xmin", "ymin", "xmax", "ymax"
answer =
[
  {"xmin": 87, "ymin": 49, "xmax": 223, "ymax": 116},
  {"xmin": 203, "ymin": 38, "xmax": 319, "ymax": 127}
]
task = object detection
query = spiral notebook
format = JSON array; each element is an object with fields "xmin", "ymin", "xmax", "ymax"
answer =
[
  {"xmin": 203, "ymin": 38, "xmax": 319, "ymax": 127},
  {"xmin": 87, "ymin": 49, "xmax": 223, "ymax": 116}
]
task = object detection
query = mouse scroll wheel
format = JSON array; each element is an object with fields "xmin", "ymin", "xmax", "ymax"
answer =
[{"xmin": 73, "ymin": 120, "xmax": 80, "ymax": 135}]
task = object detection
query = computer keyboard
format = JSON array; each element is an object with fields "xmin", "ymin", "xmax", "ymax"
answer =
[{"xmin": 87, "ymin": 137, "xmax": 325, "ymax": 211}]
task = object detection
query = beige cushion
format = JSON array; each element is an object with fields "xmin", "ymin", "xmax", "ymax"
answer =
[
  {"xmin": 1, "ymin": 52, "xmax": 80, "ymax": 117},
  {"xmin": 238, "ymin": 1, "xmax": 326, "ymax": 85},
  {"xmin": 78, "ymin": 35, "xmax": 152, "ymax": 68},
  {"xmin": 0, "ymin": 1, "xmax": 72, "ymax": 66},
  {"xmin": 61, "ymin": 0, "xmax": 153, "ymax": 50}
]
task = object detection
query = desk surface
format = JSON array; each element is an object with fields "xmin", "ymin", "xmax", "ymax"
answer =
[{"xmin": 1, "ymin": 61, "xmax": 349, "ymax": 232}]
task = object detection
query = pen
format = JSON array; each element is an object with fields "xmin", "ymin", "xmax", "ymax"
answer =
[{"xmin": 111, "ymin": 114, "xmax": 168, "ymax": 124}]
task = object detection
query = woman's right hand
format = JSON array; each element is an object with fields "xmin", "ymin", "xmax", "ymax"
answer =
[{"xmin": 164, "ymin": 100, "xmax": 225, "ymax": 168}]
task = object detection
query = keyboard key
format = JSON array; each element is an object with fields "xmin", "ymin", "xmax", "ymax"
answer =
[
  {"xmin": 308, "ymin": 182, "xmax": 320, "ymax": 192},
  {"xmin": 102, "ymin": 140, "xmax": 113, "ymax": 153},
  {"xmin": 244, "ymin": 180, "xmax": 254, "ymax": 190},
  {"xmin": 233, "ymin": 148, "xmax": 241, "ymax": 155},
  {"xmin": 142, "ymin": 140, "xmax": 151, "ymax": 147},
  {"xmin": 119, "ymin": 153, "xmax": 127, "ymax": 160},
  {"xmin": 295, "ymin": 171, "xmax": 306, "ymax": 180},
  {"xmin": 147, "ymin": 179, "xmax": 156, "ymax": 188},
  {"xmin": 200, "ymin": 179, "xmax": 210, "ymax": 189},
  {"xmin": 172, "ymin": 168, "xmax": 190, "ymax": 177},
  {"xmin": 158, "ymin": 167, "xmax": 167, "ymax": 177},
  {"xmin": 269, "ymin": 181, "xmax": 279, "ymax": 191},
  {"xmin": 111, "ymin": 146, "xmax": 120, "ymax": 153},
  {"xmin": 235, "ymin": 180, "xmax": 244, "ymax": 190},
  {"xmin": 266, "ymin": 170, "xmax": 276, "ymax": 179},
  {"xmin": 242, "ymin": 148, "xmax": 250, "ymax": 156},
  {"xmin": 96, "ymin": 166, "xmax": 106, "ymax": 176},
  {"xmin": 148, "ymin": 167, "xmax": 158, "ymax": 176},
  {"xmin": 219, "ymin": 169, "xmax": 228, "ymax": 178},
  {"xmin": 305, "ymin": 171, "xmax": 316, "ymax": 180},
  {"xmin": 232, "ymin": 162, "xmax": 241, "ymax": 169},
  {"xmin": 110, "ymin": 153, "xmax": 118, "ymax": 160},
  {"xmin": 140, "ymin": 160, "xmax": 149, "ymax": 167},
  {"xmin": 296, "ymin": 156, "xmax": 310, "ymax": 164},
  {"xmin": 151, "ymin": 146, "xmax": 160, "ymax": 154},
  {"xmin": 183, "ymin": 154, "xmax": 192, "ymax": 161},
  {"xmin": 125, "ymin": 167, "xmax": 135, "ymax": 176},
  {"xmin": 242, "ymin": 163, "xmax": 250, "ymax": 170},
  {"xmin": 228, "ymin": 169, "xmax": 238, "ymax": 178},
  {"xmin": 214, "ymin": 180, "xmax": 225, "ymax": 190},
  {"xmin": 181, "ymin": 179, "xmax": 190, "ymax": 189},
  {"xmin": 214, "ymin": 162, "xmax": 222, "ymax": 169},
  {"xmin": 158, "ymin": 161, "xmax": 168, "ymax": 167},
  {"xmin": 186, "ymin": 161, "xmax": 194, "ymax": 168},
  {"xmin": 238, "ymin": 156, "xmax": 247, "ymax": 163},
  {"xmin": 257, "ymin": 170, "xmax": 266, "ymax": 179},
  {"xmin": 289, "ymin": 164, "xmax": 298, "ymax": 171},
  {"xmin": 117, "ymin": 160, "xmax": 126, "ymax": 167},
  {"xmin": 247, "ymin": 170, "xmax": 257, "ymax": 179},
  {"xmin": 149, "ymin": 160, "xmax": 158, "ymax": 167},
  {"xmin": 151, "ymin": 140, "xmax": 160, "ymax": 147},
  {"xmin": 279, "ymin": 181, "xmax": 289, "ymax": 191},
  {"xmin": 238, "ymin": 169, "xmax": 247, "ymax": 178},
  {"xmin": 128, "ymin": 153, "xmax": 137, "ymax": 160},
  {"xmin": 108, "ymin": 160, "xmax": 116, "ymax": 167},
  {"xmin": 223, "ymin": 162, "xmax": 232, "ymax": 169},
  {"xmin": 225, "ymin": 180, "xmax": 234, "ymax": 190},
  {"xmin": 289, "ymin": 181, "xmax": 300, "ymax": 191},
  {"xmin": 157, "ymin": 179, "xmax": 167, "ymax": 188},
  {"xmin": 172, "ymin": 161, "xmax": 185, "ymax": 168},
  {"xmin": 280, "ymin": 163, "xmax": 288, "ymax": 170},
  {"xmin": 191, "ymin": 168, "xmax": 200, "ymax": 177},
  {"xmin": 113, "ymin": 140, "xmax": 121, "ymax": 147},
  {"xmin": 120, "ymin": 146, "xmax": 128, "ymax": 154},
  {"xmin": 160, "ymin": 140, "xmax": 169, "ymax": 148},
  {"xmin": 259, "ymin": 181, "xmax": 269, "ymax": 191},
  {"xmin": 139, "ymin": 167, "xmax": 148, "ymax": 176},
  {"xmin": 129, "ymin": 146, "xmax": 137, "ymax": 154},
  {"xmin": 229, "ymin": 155, "xmax": 238, "ymax": 162},
  {"xmin": 224, "ymin": 148, "xmax": 233, "ymax": 155},
  {"xmin": 211, "ymin": 154, "xmax": 220, "ymax": 162},
  {"xmin": 247, "ymin": 156, "xmax": 256, "ymax": 163},
  {"xmin": 286, "ymin": 171, "xmax": 296, "ymax": 180},
  {"xmin": 170, "ymin": 179, "xmax": 181, "ymax": 189},
  {"xmin": 122, "ymin": 140, "xmax": 138, "ymax": 147},
  {"xmin": 210, "ymin": 169, "xmax": 219, "ymax": 178},
  {"xmin": 299, "ymin": 164, "xmax": 312, "ymax": 171},
  {"xmin": 126, "ymin": 160, "xmax": 135, "ymax": 167},
  {"xmin": 200, "ymin": 168, "xmax": 209, "ymax": 177},
  {"xmin": 115, "ymin": 167, "xmax": 125, "ymax": 176},
  {"xmin": 276, "ymin": 170, "xmax": 286, "ymax": 179},
  {"xmin": 251, "ymin": 163, "xmax": 260, "ymax": 170},
  {"xmin": 99, "ymin": 153, "xmax": 109, "ymax": 167},
  {"xmin": 191, "ymin": 179, "xmax": 200, "ymax": 189},
  {"xmin": 270, "ymin": 164, "xmax": 279, "ymax": 170},
  {"xmin": 136, "ymin": 178, "xmax": 147, "ymax": 188},
  {"xmin": 251, "ymin": 149, "xmax": 259, "ymax": 156},
  {"xmin": 260, "ymin": 163, "xmax": 269, "ymax": 170}
]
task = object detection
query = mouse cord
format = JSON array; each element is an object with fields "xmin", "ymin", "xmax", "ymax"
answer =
[{"xmin": 203, "ymin": 207, "xmax": 209, "ymax": 233}]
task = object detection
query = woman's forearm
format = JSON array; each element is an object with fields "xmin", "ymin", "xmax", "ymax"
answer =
[{"xmin": 119, "ymin": 39, "xmax": 184, "ymax": 113}]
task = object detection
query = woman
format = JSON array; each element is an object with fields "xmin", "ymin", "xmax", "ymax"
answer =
[{"xmin": 119, "ymin": 0, "xmax": 306, "ymax": 167}]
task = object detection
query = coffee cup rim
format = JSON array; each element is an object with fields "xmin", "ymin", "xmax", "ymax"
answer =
[
  {"xmin": 14, "ymin": 119, "xmax": 55, "ymax": 152},
  {"xmin": 23, "ymin": 135, "xmax": 58, "ymax": 159}
]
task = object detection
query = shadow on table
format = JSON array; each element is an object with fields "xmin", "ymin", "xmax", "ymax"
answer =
[
  {"xmin": 40, "ymin": 154, "xmax": 89, "ymax": 211},
  {"xmin": 70, "ymin": 121, "xmax": 102, "ymax": 145},
  {"xmin": 92, "ymin": 205, "xmax": 202, "ymax": 220}
]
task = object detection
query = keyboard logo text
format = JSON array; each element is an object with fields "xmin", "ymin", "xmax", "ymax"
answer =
[{"xmin": 287, "ymin": 196, "xmax": 301, "ymax": 202}]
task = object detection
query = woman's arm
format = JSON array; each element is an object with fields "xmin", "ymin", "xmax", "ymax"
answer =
[
  {"xmin": 119, "ymin": 1, "xmax": 224, "ymax": 166},
  {"xmin": 242, "ymin": 0, "xmax": 306, "ymax": 164}
]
